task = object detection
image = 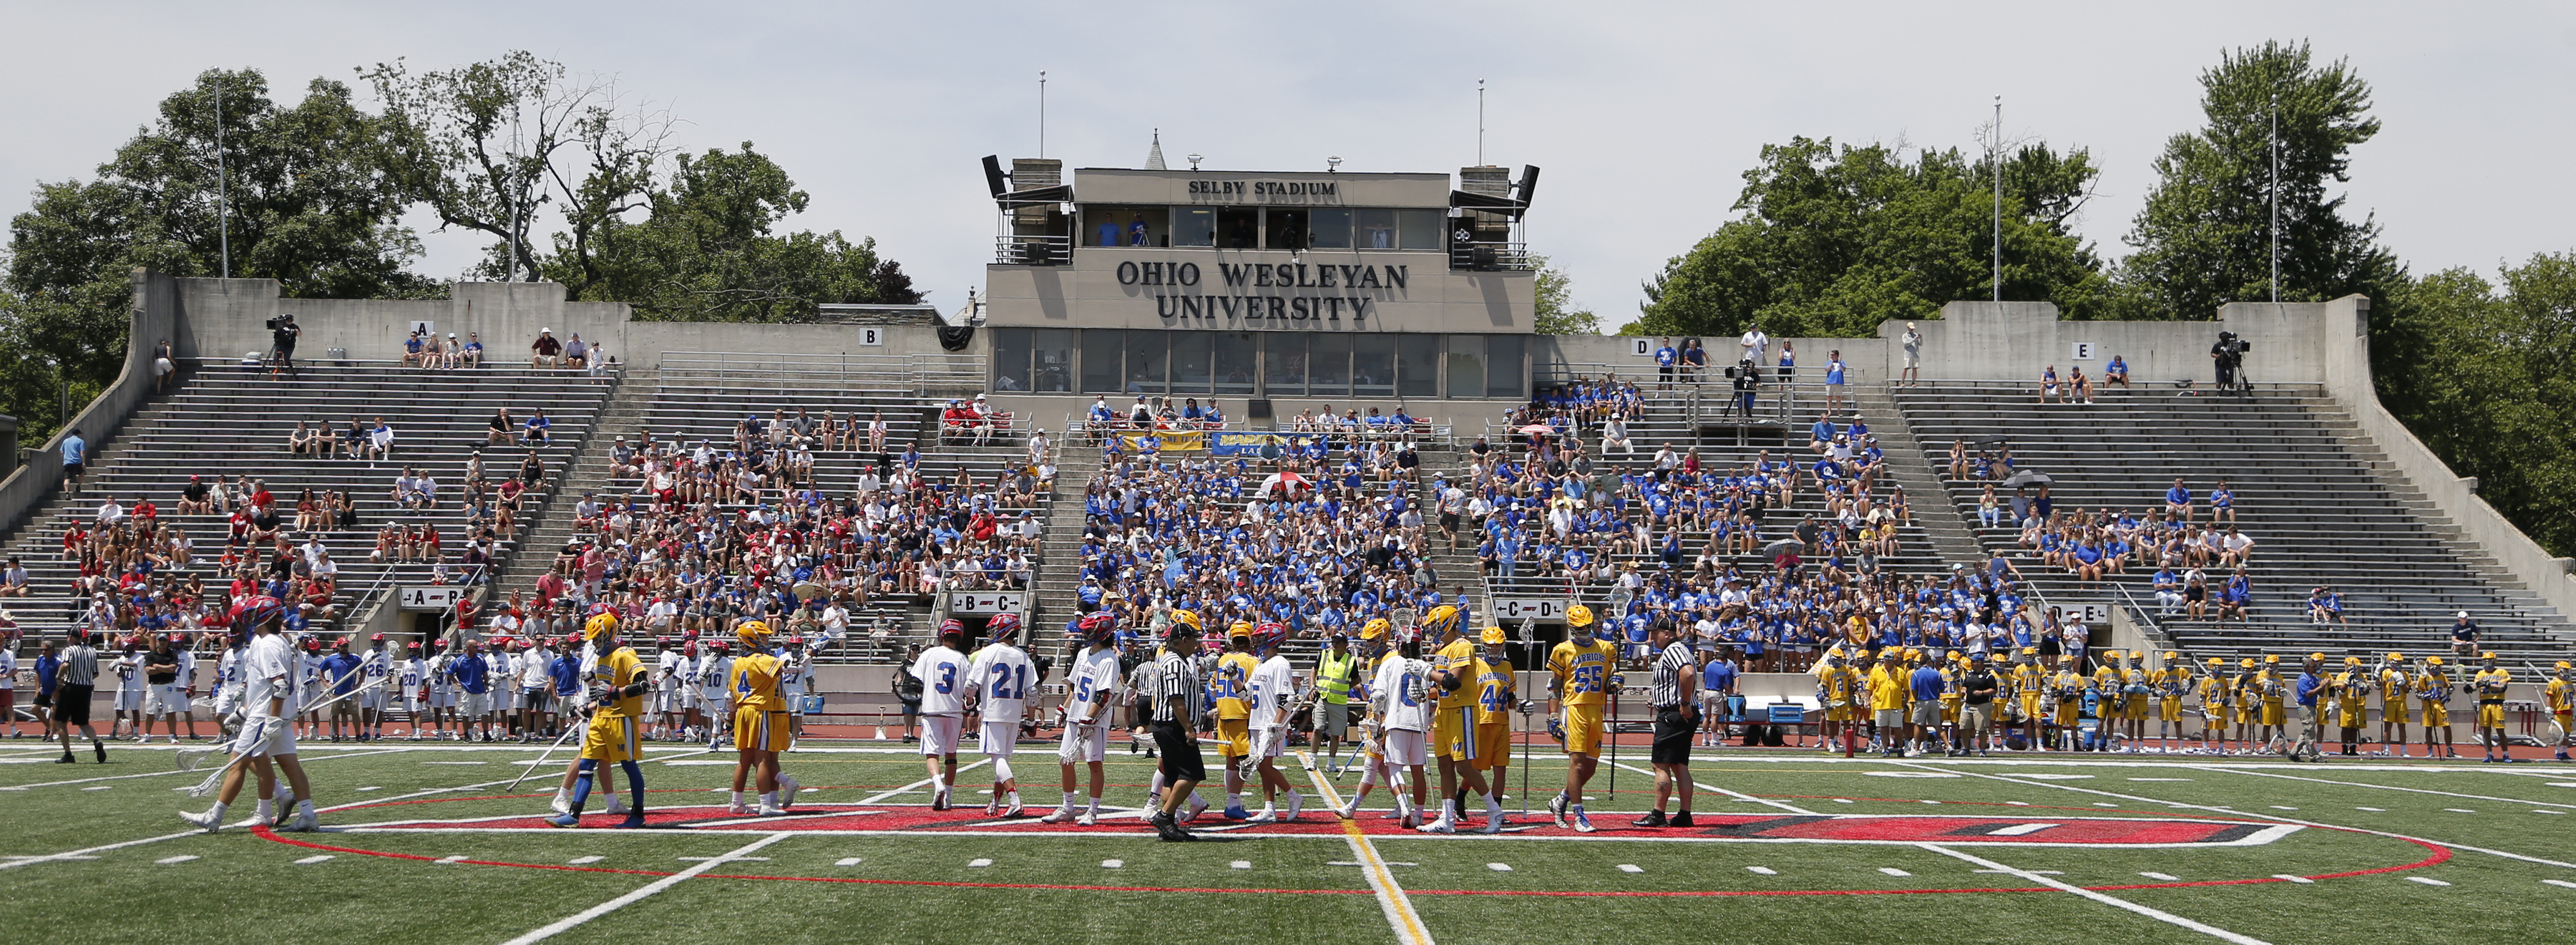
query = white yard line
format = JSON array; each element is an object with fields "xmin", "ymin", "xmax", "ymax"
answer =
[
  {"xmin": 0, "ymin": 748, "xmax": 406, "ymax": 790},
  {"xmin": 857, "ymin": 758, "xmax": 992, "ymax": 805},
  {"xmin": 2186, "ymin": 765, "xmax": 2576, "ymax": 809},
  {"xmin": 1300, "ymin": 750, "xmax": 1435, "ymax": 945},
  {"xmin": 1922, "ymin": 843, "xmax": 2272, "ymax": 944},
  {"xmin": 500, "ymin": 833, "xmax": 791, "ymax": 945},
  {"xmin": 1894, "ymin": 760, "xmax": 2576, "ymax": 872},
  {"xmin": 0, "ymin": 763, "xmax": 522, "ymax": 871},
  {"xmin": 1609, "ymin": 760, "xmax": 1820, "ymax": 815}
]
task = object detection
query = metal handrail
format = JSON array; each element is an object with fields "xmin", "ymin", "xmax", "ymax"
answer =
[
  {"xmin": 659, "ymin": 352, "xmax": 986, "ymax": 393},
  {"xmin": 995, "ymin": 235, "xmax": 1072, "ymax": 266}
]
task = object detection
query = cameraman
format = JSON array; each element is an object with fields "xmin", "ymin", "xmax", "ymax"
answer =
[
  {"xmin": 2208, "ymin": 331, "xmax": 2245, "ymax": 396},
  {"xmin": 1729, "ymin": 359, "xmax": 1759, "ymax": 420},
  {"xmin": 268, "ymin": 313, "xmax": 300, "ymax": 377}
]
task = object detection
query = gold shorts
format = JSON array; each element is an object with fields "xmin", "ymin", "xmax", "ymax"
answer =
[
  {"xmin": 1435, "ymin": 706, "xmax": 1477, "ymax": 762},
  {"xmin": 2158, "ymin": 697, "xmax": 2183, "ymax": 722},
  {"xmin": 1561, "ymin": 704, "xmax": 1605, "ymax": 755},
  {"xmin": 734, "ymin": 710, "xmax": 790, "ymax": 752},
  {"xmin": 2477, "ymin": 704, "xmax": 2505, "ymax": 730},
  {"xmin": 580, "ymin": 715, "xmax": 638, "ymax": 764},
  {"xmin": 1473, "ymin": 722, "xmax": 1511, "ymax": 770},
  {"xmin": 2258, "ymin": 703, "xmax": 2285, "ymax": 727},
  {"xmin": 2421, "ymin": 703, "xmax": 2449, "ymax": 728},
  {"xmin": 1215, "ymin": 717, "xmax": 1251, "ymax": 757}
]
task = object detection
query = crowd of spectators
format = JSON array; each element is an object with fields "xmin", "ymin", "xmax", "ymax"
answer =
[{"xmin": 500, "ymin": 412, "xmax": 1055, "ymax": 654}]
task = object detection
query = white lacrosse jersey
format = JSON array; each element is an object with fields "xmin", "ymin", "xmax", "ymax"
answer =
[
  {"xmin": 778, "ymin": 650, "xmax": 810, "ymax": 697},
  {"xmin": 1370, "ymin": 656, "xmax": 1432, "ymax": 732},
  {"xmin": 1249, "ymin": 654, "xmax": 1295, "ymax": 730},
  {"xmin": 298, "ymin": 652, "xmax": 325, "ymax": 697},
  {"xmin": 112, "ymin": 654, "xmax": 139, "ymax": 693},
  {"xmin": 701, "ymin": 655, "xmax": 733, "ymax": 699},
  {"xmin": 398, "ymin": 657, "xmax": 424, "ymax": 692},
  {"xmin": 361, "ymin": 649, "xmax": 390, "ymax": 689},
  {"xmin": 655, "ymin": 649, "xmax": 685, "ymax": 690},
  {"xmin": 243, "ymin": 634, "xmax": 301, "ymax": 719},
  {"xmin": 1065, "ymin": 646, "xmax": 1123, "ymax": 726},
  {"xmin": 910, "ymin": 644, "xmax": 969, "ymax": 717},
  {"xmin": 964, "ymin": 642, "xmax": 1034, "ymax": 726},
  {"xmin": 174, "ymin": 649, "xmax": 197, "ymax": 689}
]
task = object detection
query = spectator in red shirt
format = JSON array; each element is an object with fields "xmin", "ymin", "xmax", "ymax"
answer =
[{"xmin": 531, "ymin": 328, "xmax": 563, "ymax": 367}]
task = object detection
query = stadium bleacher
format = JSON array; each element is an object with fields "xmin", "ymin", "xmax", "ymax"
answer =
[
  {"xmin": 0, "ymin": 362, "xmax": 611, "ymax": 643},
  {"xmin": 1891, "ymin": 379, "xmax": 2575, "ymax": 666}
]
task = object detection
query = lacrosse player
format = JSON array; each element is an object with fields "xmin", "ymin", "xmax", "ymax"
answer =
[
  {"xmin": 358, "ymin": 634, "xmax": 391, "ymax": 741},
  {"xmin": 1421, "ymin": 607, "xmax": 1498, "ymax": 834},
  {"xmin": 1209, "ymin": 622, "xmax": 1260, "ymax": 820},
  {"xmin": 2197, "ymin": 657, "xmax": 2232, "ymax": 755},
  {"xmin": 425, "ymin": 639, "xmax": 457, "ymax": 740},
  {"xmin": 396, "ymin": 643, "xmax": 426, "ymax": 740},
  {"xmin": 2546, "ymin": 662, "xmax": 2574, "ymax": 762},
  {"xmin": 1545, "ymin": 605, "xmax": 1616, "ymax": 832},
  {"xmin": 699, "ymin": 639, "xmax": 734, "ymax": 748},
  {"xmin": 652, "ymin": 638, "xmax": 686, "ymax": 740},
  {"xmin": 181, "ymin": 604, "xmax": 317, "ymax": 832},
  {"xmin": 726, "ymin": 620, "xmax": 800, "ymax": 815},
  {"xmin": 962, "ymin": 613, "xmax": 1033, "ymax": 817},
  {"xmin": 2471, "ymin": 653, "xmax": 2513, "ymax": 763},
  {"xmin": 1353, "ymin": 626, "xmax": 1432, "ymax": 828},
  {"xmin": 2333, "ymin": 656, "xmax": 2372, "ymax": 756},
  {"xmin": 2154, "ymin": 652, "xmax": 2191, "ymax": 752},
  {"xmin": 2416, "ymin": 656, "xmax": 2457, "ymax": 759},
  {"xmin": 2377, "ymin": 652, "xmax": 2411, "ymax": 757},
  {"xmin": 549, "ymin": 614, "xmax": 650, "ymax": 828},
  {"xmin": 110, "ymin": 641, "xmax": 145, "ymax": 740},
  {"xmin": 1333, "ymin": 619, "xmax": 1410, "ymax": 824},
  {"xmin": 779, "ymin": 635, "xmax": 812, "ymax": 744},
  {"xmin": 1043, "ymin": 613, "xmax": 1123, "ymax": 825},
  {"xmin": 1241, "ymin": 622, "xmax": 1303, "ymax": 824},
  {"xmin": 911, "ymin": 619, "xmax": 971, "ymax": 810}
]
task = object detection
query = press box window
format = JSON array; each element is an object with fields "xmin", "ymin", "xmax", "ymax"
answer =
[
  {"xmin": 1086, "ymin": 206, "xmax": 1167, "ymax": 247},
  {"xmin": 1307, "ymin": 208, "xmax": 1352, "ymax": 248},
  {"xmin": 1172, "ymin": 208, "xmax": 1216, "ymax": 247},
  {"xmin": 1219, "ymin": 208, "xmax": 1260, "ymax": 249}
]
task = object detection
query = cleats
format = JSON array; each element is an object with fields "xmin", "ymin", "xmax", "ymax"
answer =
[
  {"xmin": 776, "ymin": 775, "xmax": 799, "ymax": 808},
  {"xmin": 1573, "ymin": 809, "xmax": 1596, "ymax": 833},
  {"xmin": 1547, "ymin": 793, "xmax": 1570, "ymax": 828},
  {"xmin": 547, "ymin": 813, "xmax": 580, "ymax": 828},
  {"xmin": 180, "ymin": 808, "xmax": 223, "ymax": 833}
]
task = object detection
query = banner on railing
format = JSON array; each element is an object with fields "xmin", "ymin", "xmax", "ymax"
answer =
[
  {"xmin": 947, "ymin": 592, "xmax": 1028, "ymax": 616},
  {"xmin": 1493, "ymin": 598, "xmax": 1569, "ymax": 622},
  {"xmin": 398, "ymin": 586, "xmax": 465, "ymax": 611},
  {"xmin": 1118, "ymin": 430, "xmax": 1206, "ymax": 452}
]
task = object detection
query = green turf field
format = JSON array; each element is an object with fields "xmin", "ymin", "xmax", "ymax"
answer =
[{"xmin": 2, "ymin": 738, "xmax": 2570, "ymax": 944}]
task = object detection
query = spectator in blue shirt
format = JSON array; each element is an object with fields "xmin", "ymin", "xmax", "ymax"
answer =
[
  {"xmin": 59, "ymin": 427, "xmax": 87, "ymax": 495},
  {"xmin": 522, "ymin": 408, "xmax": 552, "ymax": 445},
  {"xmin": 1654, "ymin": 339, "xmax": 1678, "ymax": 390},
  {"xmin": 2165, "ymin": 478, "xmax": 2193, "ymax": 523}
]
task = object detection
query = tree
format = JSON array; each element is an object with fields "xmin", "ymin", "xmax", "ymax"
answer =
[
  {"xmin": 1631, "ymin": 136, "xmax": 2110, "ymax": 339},
  {"xmin": 363, "ymin": 52, "xmax": 673, "ymax": 289},
  {"xmin": 1528, "ymin": 254, "xmax": 1598, "ymax": 334},
  {"xmin": 2373, "ymin": 255, "xmax": 2576, "ymax": 556},
  {"xmin": 546, "ymin": 144, "xmax": 922, "ymax": 321},
  {"xmin": 2121, "ymin": 40, "xmax": 2401, "ymax": 319},
  {"xmin": 4, "ymin": 68, "xmax": 431, "ymax": 442}
]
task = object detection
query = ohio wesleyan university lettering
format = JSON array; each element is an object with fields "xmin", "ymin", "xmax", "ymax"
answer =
[{"xmin": 1116, "ymin": 260, "xmax": 1406, "ymax": 329}]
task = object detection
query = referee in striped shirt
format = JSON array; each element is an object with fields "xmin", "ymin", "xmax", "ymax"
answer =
[
  {"xmin": 1634, "ymin": 619, "xmax": 1695, "ymax": 828},
  {"xmin": 1141, "ymin": 621, "xmax": 1206, "ymax": 841},
  {"xmin": 55, "ymin": 630, "xmax": 107, "ymax": 764}
]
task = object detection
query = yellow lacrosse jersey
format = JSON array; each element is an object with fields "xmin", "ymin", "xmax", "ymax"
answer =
[
  {"xmin": 588, "ymin": 646, "xmax": 648, "ymax": 719},
  {"xmin": 1473, "ymin": 656, "xmax": 1517, "ymax": 725},
  {"xmin": 729, "ymin": 651, "xmax": 784, "ymax": 713},
  {"xmin": 1212, "ymin": 651, "xmax": 1259, "ymax": 719},
  {"xmin": 1548, "ymin": 639, "xmax": 1618, "ymax": 707},
  {"xmin": 1434, "ymin": 638, "xmax": 1480, "ymax": 711}
]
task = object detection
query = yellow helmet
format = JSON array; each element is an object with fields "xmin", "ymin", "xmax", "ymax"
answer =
[
  {"xmin": 2238, "ymin": 659, "xmax": 2255, "ymax": 669},
  {"xmin": 2343, "ymin": 656, "xmax": 2363, "ymax": 667},
  {"xmin": 735, "ymin": 619, "xmax": 772, "ymax": 644},
  {"xmin": 2165, "ymin": 651, "xmax": 2181, "ymax": 661},
  {"xmin": 2263, "ymin": 654, "xmax": 2280, "ymax": 664},
  {"xmin": 1946, "ymin": 649, "xmax": 1963, "ymax": 662},
  {"xmin": 2387, "ymin": 652, "xmax": 2408, "ymax": 663},
  {"xmin": 1905, "ymin": 648, "xmax": 1924, "ymax": 661},
  {"xmin": 1171, "ymin": 610, "xmax": 1202, "ymax": 632},
  {"xmin": 1565, "ymin": 604, "xmax": 1595, "ymax": 629},
  {"xmin": 1480, "ymin": 626, "xmax": 1507, "ymax": 646},
  {"xmin": 2426, "ymin": 656, "xmax": 2444, "ymax": 667},
  {"xmin": 2205, "ymin": 657, "xmax": 2223, "ymax": 667},
  {"xmin": 1360, "ymin": 618, "xmax": 1390, "ymax": 641},
  {"xmin": 2556, "ymin": 661, "xmax": 2572, "ymax": 671},
  {"xmin": 2020, "ymin": 646, "xmax": 2037, "ymax": 656},
  {"xmin": 1422, "ymin": 605, "xmax": 1462, "ymax": 639},
  {"xmin": 2479, "ymin": 651, "xmax": 2497, "ymax": 662},
  {"xmin": 582, "ymin": 612, "xmax": 620, "ymax": 642},
  {"xmin": 1228, "ymin": 621, "xmax": 1254, "ymax": 641},
  {"xmin": 2308, "ymin": 651, "xmax": 2326, "ymax": 662}
]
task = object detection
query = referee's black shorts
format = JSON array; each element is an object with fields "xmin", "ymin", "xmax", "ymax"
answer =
[
  {"xmin": 1151, "ymin": 721, "xmax": 1206, "ymax": 783},
  {"xmin": 55, "ymin": 684, "xmax": 94, "ymax": 727},
  {"xmin": 1649, "ymin": 707, "xmax": 1692, "ymax": 765}
]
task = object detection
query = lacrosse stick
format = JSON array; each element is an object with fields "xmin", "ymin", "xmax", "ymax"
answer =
[
  {"xmin": 183, "ymin": 716, "xmax": 283, "ymax": 798},
  {"xmin": 177, "ymin": 670, "xmax": 391, "ymax": 777},
  {"xmin": 502, "ymin": 715, "xmax": 587, "ymax": 795}
]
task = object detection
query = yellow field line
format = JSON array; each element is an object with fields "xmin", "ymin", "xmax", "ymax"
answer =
[{"xmin": 1300, "ymin": 750, "xmax": 1435, "ymax": 945}]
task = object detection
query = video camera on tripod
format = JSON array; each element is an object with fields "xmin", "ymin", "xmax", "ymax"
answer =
[{"xmin": 2212, "ymin": 331, "xmax": 2253, "ymax": 394}]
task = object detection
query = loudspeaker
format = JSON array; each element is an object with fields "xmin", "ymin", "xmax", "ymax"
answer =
[{"xmin": 1246, "ymin": 398, "xmax": 1273, "ymax": 420}]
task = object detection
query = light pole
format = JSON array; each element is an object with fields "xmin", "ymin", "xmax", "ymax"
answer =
[
  {"xmin": 2269, "ymin": 94, "xmax": 2280, "ymax": 304},
  {"xmin": 215, "ymin": 74, "xmax": 230, "ymax": 279},
  {"xmin": 1991, "ymin": 95, "xmax": 2001, "ymax": 304}
]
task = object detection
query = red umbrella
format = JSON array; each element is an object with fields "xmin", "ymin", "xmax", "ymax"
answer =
[
  {"xmin": 1518, "ymin": 424, "xmax": 1554, "ymax": 435},
  {"xmin": 1257, "ymin": 471, "xmax": 1309, "ymax": 495}
]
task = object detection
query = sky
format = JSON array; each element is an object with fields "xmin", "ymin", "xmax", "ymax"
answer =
[{"xmin": 4, "ymin": 2, "xmax": 2573, "ymax": 329}]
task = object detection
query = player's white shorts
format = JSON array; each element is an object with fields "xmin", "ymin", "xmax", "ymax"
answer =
[
  {"xmin": 360, "ymin": 687, "xmax": 387, "ymax": 712},
  {"xmin": 784, "ymin": 688, "xmax": 806, "ymax": 716},
  {"xmin": 151, "ymin": 684, "xmax": 190, "ymax": 715},
  {"xmin": 461, "ymin": 691, "xmax": 492, "ymax": 717},
  {"xmin": 654, "ymin": 689, "xmax": 680, "ymax": 714},
  {"xmin": 698, "ymin": 688, "xmax": 726, "ymax": 711},
  {"xmin": 1058, "ymin": 722, "xmax": 1109, "ymax": 764},
  {"xmin": 114, "ymin": 687, "xmax": 145, "ymax": 712},
  {"xmin": 978, "ymin": 719, "xmax": 1021, "ymax": 757},
  {"xmin": 1251, "ymin": 724, "xmax": 1286, "ymax": 760},
  {"xmin": 233, "ymin": 714, "xmax": 298, "ymax": 757},
  {"xmin": 920, "ymin": 714, "xmax": 962, "ymax": 757},
  {"xmin": 404, "ymin": 693, "xmax": 426, "ymax": 716},
  {"xmin": 430, "ymin": 688, "xmax": 454, "ymax": 709},
  {"xmin": 1382, "ymin": 728, "xmax": 1428, "ymax": 766},
  {"xmin": 215, "ymin": 693, "xmax": 239, "ymax": 720}
]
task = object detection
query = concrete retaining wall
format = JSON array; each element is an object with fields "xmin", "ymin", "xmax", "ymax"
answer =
[{"xmin": 0, "ymin": 268, "xmax": 178, "ymax": 539}]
